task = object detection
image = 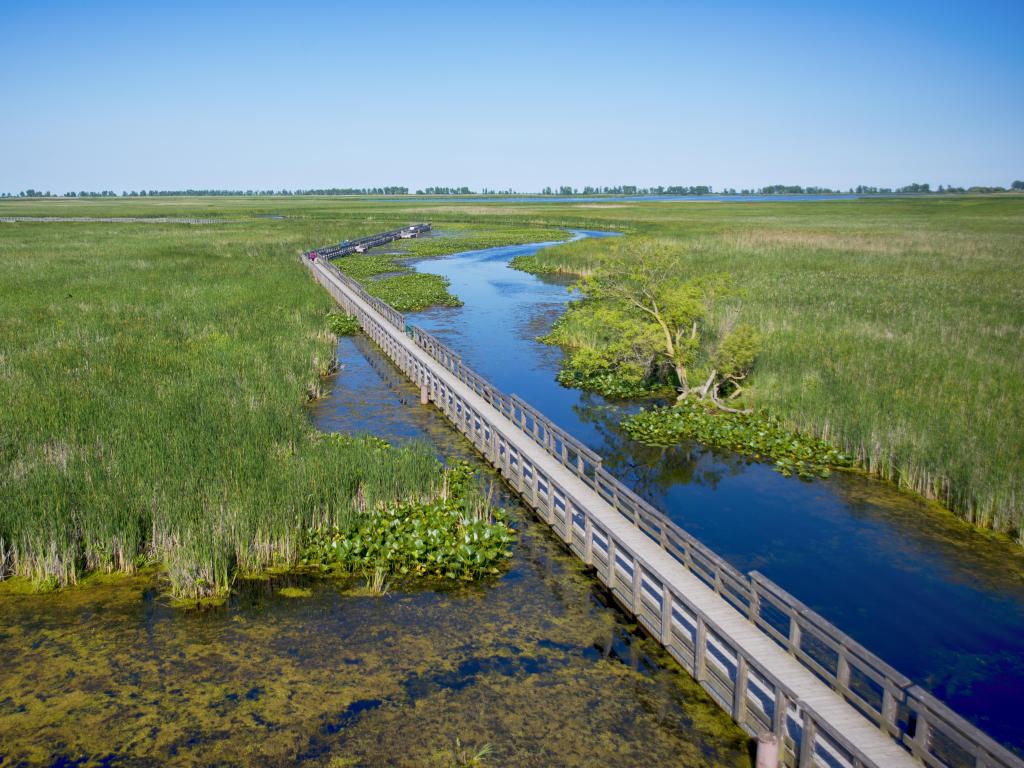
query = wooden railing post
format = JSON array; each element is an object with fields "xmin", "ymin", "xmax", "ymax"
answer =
[
  {"xmin": 835, "ymin": 651, "xmax": 851, "ymax": 696},
  {"xmin": 788, "ymin": 612, "xmax": 802, "ymax": 654},
  {"xmin": 607, "ymin": 537, "xmax": 617, "ymax": 590},
  {"xmin": 734, "ymin": 653, "xmax": 749, "ymax": 725},
  {"xmin": 798, "ymin": 709, "xmax": 817, "ymax": 767},
  {"xmin": 631, "ymin": 558, "xmax": 642, "ymax": 614},
  {"xmin": 910, "ymin": 711, "xmax": 931, "ymax": 763},
  {"xmin": 881, "ymin": 688, "xmax": 899, "ymax": 737},
  {"xmin": 660, "ymin": 585, "xmax": 673, "ymax": 646},
  {"xmin": 695, "ymin": 616, "xmax": 708, "ymax": 682}
]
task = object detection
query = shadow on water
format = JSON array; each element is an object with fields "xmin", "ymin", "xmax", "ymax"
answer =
[
  {"xmin": 0, "ymin": 329, "xmax": 749, "ymax": 766},
  {"xmin": 405, "ymin": 230, "xmax": 1024, "ymax": 753}
]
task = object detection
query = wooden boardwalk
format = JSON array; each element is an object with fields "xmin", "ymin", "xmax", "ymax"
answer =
[
  {"xmin": 304, "ymin": 224, "xmax": 430, "ymax": 260},
  {"xmin": 306, "ymin": 253, "xmax": 1022, "ymax": 768}
]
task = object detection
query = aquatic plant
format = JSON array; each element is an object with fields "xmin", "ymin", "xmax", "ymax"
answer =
[
  {"xmin": 622, "ymin": 399, "xmax": 854, "ymax": 479},
  {"xmin": 327, "ymin": 312, "xmax": 360, "ymax": 336},
  {"xmin": 301, "ymin": 461, "xmax": 515, "ymax": 581},
  {"xmin": 366, "ymin": 273, "xmax": 462, "ymax": 312},
  {"xmin": 279, "ymin": 586, "xmax": 313, "ymax": 598},
  {"xmin": 554, "ymin": 367, "xmax": 665, "ymax": 399},
  {"xmin": 450, "ymin": 738, "xmax": 493, "ymax": 767},
  {"xmin": 364, "ymin": 567, "xmax": 389, "ymax": 596}
]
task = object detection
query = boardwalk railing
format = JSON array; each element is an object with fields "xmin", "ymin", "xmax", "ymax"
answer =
[
  {"xmin": 306, "ymin": 254, "xmax": 1022, "ymax": 768},
  {"xmin": 305, "ymin": 223, "xmax": 430, "ymax": 260}
]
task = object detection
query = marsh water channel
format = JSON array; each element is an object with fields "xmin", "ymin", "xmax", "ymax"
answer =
[{"xmin": 336, "ymin": 229, "xmax": 1024, "ymax": 754}]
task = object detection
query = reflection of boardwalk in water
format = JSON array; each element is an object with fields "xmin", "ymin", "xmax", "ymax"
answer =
[{"xmin": 307, "ymin": 255, "xmax": 1021, "ymax": 768}]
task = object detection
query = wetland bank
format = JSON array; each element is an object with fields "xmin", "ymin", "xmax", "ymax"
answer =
[{"xmin": 2, "ymin": 195, "xmax": 1024, "ymax": 761}]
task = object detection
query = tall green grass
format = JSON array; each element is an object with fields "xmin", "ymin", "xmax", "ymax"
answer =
[
  {"xmin": 510, "ymin": 198, "xmax": 1024, "ymax": 540},
  {"xmin": 3, "ymin": 195, "xmax": 1021, "ymax": 549},
  {"xmin": 0, "ymin": 220, "xmax": 445, "ymax": 597}
]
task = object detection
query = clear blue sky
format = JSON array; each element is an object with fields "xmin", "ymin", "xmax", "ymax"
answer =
[{"xmin": 2, "ymin": 0, "xmax": 1021, "ymax": 193}]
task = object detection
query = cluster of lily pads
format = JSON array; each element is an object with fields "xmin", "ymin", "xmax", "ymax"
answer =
[
  {"xmin": 327, "ymin": 312, "xmax": 360, "ymax": 336},
  {"xmin": 622, "ymin": 399, "xmax": 854, "ymax": 479},
  {"xmin": 301, "ymin": 460, "xmax": 515, "ymax": 581}
]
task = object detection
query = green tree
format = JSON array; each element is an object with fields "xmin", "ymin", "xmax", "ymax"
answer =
[{"xmin": 568, "ymin": 240, "xmax": 762, "ymax": 410}]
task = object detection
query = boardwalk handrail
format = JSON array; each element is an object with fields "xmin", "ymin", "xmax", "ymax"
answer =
[
  {"xmin": 306, "ymin": 224, "xmax": 431, "ymax": 260},
  {"xmin": 308, "ymin": 254, "xmax": 1023, "ymax": 768}
]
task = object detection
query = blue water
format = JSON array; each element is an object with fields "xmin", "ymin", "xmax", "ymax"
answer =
[{"xmin": 405, "ymin": 231, "xmax": 1024, "ymax": 752}]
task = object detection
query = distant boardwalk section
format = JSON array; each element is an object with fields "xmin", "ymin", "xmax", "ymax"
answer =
[
  {"xmin": 304, "ymin": 224, "xmax": 431, "ymax": 260},
  {"xmin": 303, "ymin": 241, "xmax": 1022, "ymax": 768}
]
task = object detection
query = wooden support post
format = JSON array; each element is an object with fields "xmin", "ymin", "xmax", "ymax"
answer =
[
  {"xmin": 798, "ymin": 710, "xmax": 817, "ymax": 768},
  {"xmin": 881, "ymin": 689, "xmax": 899, "ymax": 736},
  {"xmin": 734, "ymin": 654, "xmax": 749, "ymax": 724},
  {"xmin": 788, "ymin": 613, "xmax": 802, "ymax": 654},
  {"xmin": 772, "ymin": 688, "xmax": 787, "ymax": 739},
  {"xmin": 631, "ymin": 559, "xmax": 642, "ymax": 614},
  {"xmin": 911, "ymin": 712, "xmax": 931, "ymax": 762},
  {"xmin": 837, "ymin": 648, "xmax": 851, "ymax": 695},
  {"xmin": 660, "ymin": 585, "xmax": 673, "ymax": 646},
  {"xmin": 695, "ymin": 617, "xmax": 708, "ymax": 682},
  {"xmin": 755, "ymin": 732, "xmax": 780, "ymax": 768},
  {"xmin": 607, "ymin": 537, "xmax": 617, "ymax": 590},
  {"xmin": 420, "ymin": 383, "xmax": 428, "ymax": 405},
  {"xmin": 583, "ymin": 514, "xmax": 593, "ymax": 566}
]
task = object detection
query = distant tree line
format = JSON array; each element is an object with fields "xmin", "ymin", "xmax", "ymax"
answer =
[
  {"xmin": 3, "ymin": 182, "xmax": 1022, "ymax": 198},
  {"xmin": 415, "ymin": 187, "xmax": 472, "ymax": 195}
]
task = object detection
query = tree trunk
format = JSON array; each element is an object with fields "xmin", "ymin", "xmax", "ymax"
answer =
[
  {"xmin": 674, "ymin": 361, "xmax": 690, "ymax": 400},
  {"xmin": 710, "ymin": 392, "xmax": 753, "ymax": 414},
  {"xmin": 696, "ymin": 369, "xmax": 718, "ymax": 399}
]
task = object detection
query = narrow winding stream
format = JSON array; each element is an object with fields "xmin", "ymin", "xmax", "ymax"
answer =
[{"xmin": 365, "ymin": 229, "xmax": 1024, "ymax": 752}]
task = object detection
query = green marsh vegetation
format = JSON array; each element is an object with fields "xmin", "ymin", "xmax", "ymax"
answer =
[
  {"xmin": 524, "ymin": 238, "xmax": 852, "ymax": 477},
  {"xmin": 0, "ymin": 213, "xmax": 519, "ymax": 599},
  {"xmin": 327, "ymin": 311, "xmax": 361, "ymax": 336},
  {"xmin": 301, "ymin": 448, "xmax": 515, "ymax": 581},
  {"xmin": 509, "ymin": 197, "xmax": 1024, "ymax": 540},
  {"xmin": 3, "ymin": 192, "xmax": 1021, "ymax": 572},
  {"xmin": 0, "ymin": 517, "xmax": 749, "ymax": 767}
]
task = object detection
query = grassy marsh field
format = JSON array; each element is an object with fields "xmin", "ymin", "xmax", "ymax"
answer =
[
  {"xmin": 0, "ymin": 209, "xmax": 558, "ymax": 596},
  {"xmin": 1, "ymin": 193, "xmax": 1021, "ymax": 602},
  {"xmin": 507, "ymin": 196, "xmax": 1024, "ymax": 539}
]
